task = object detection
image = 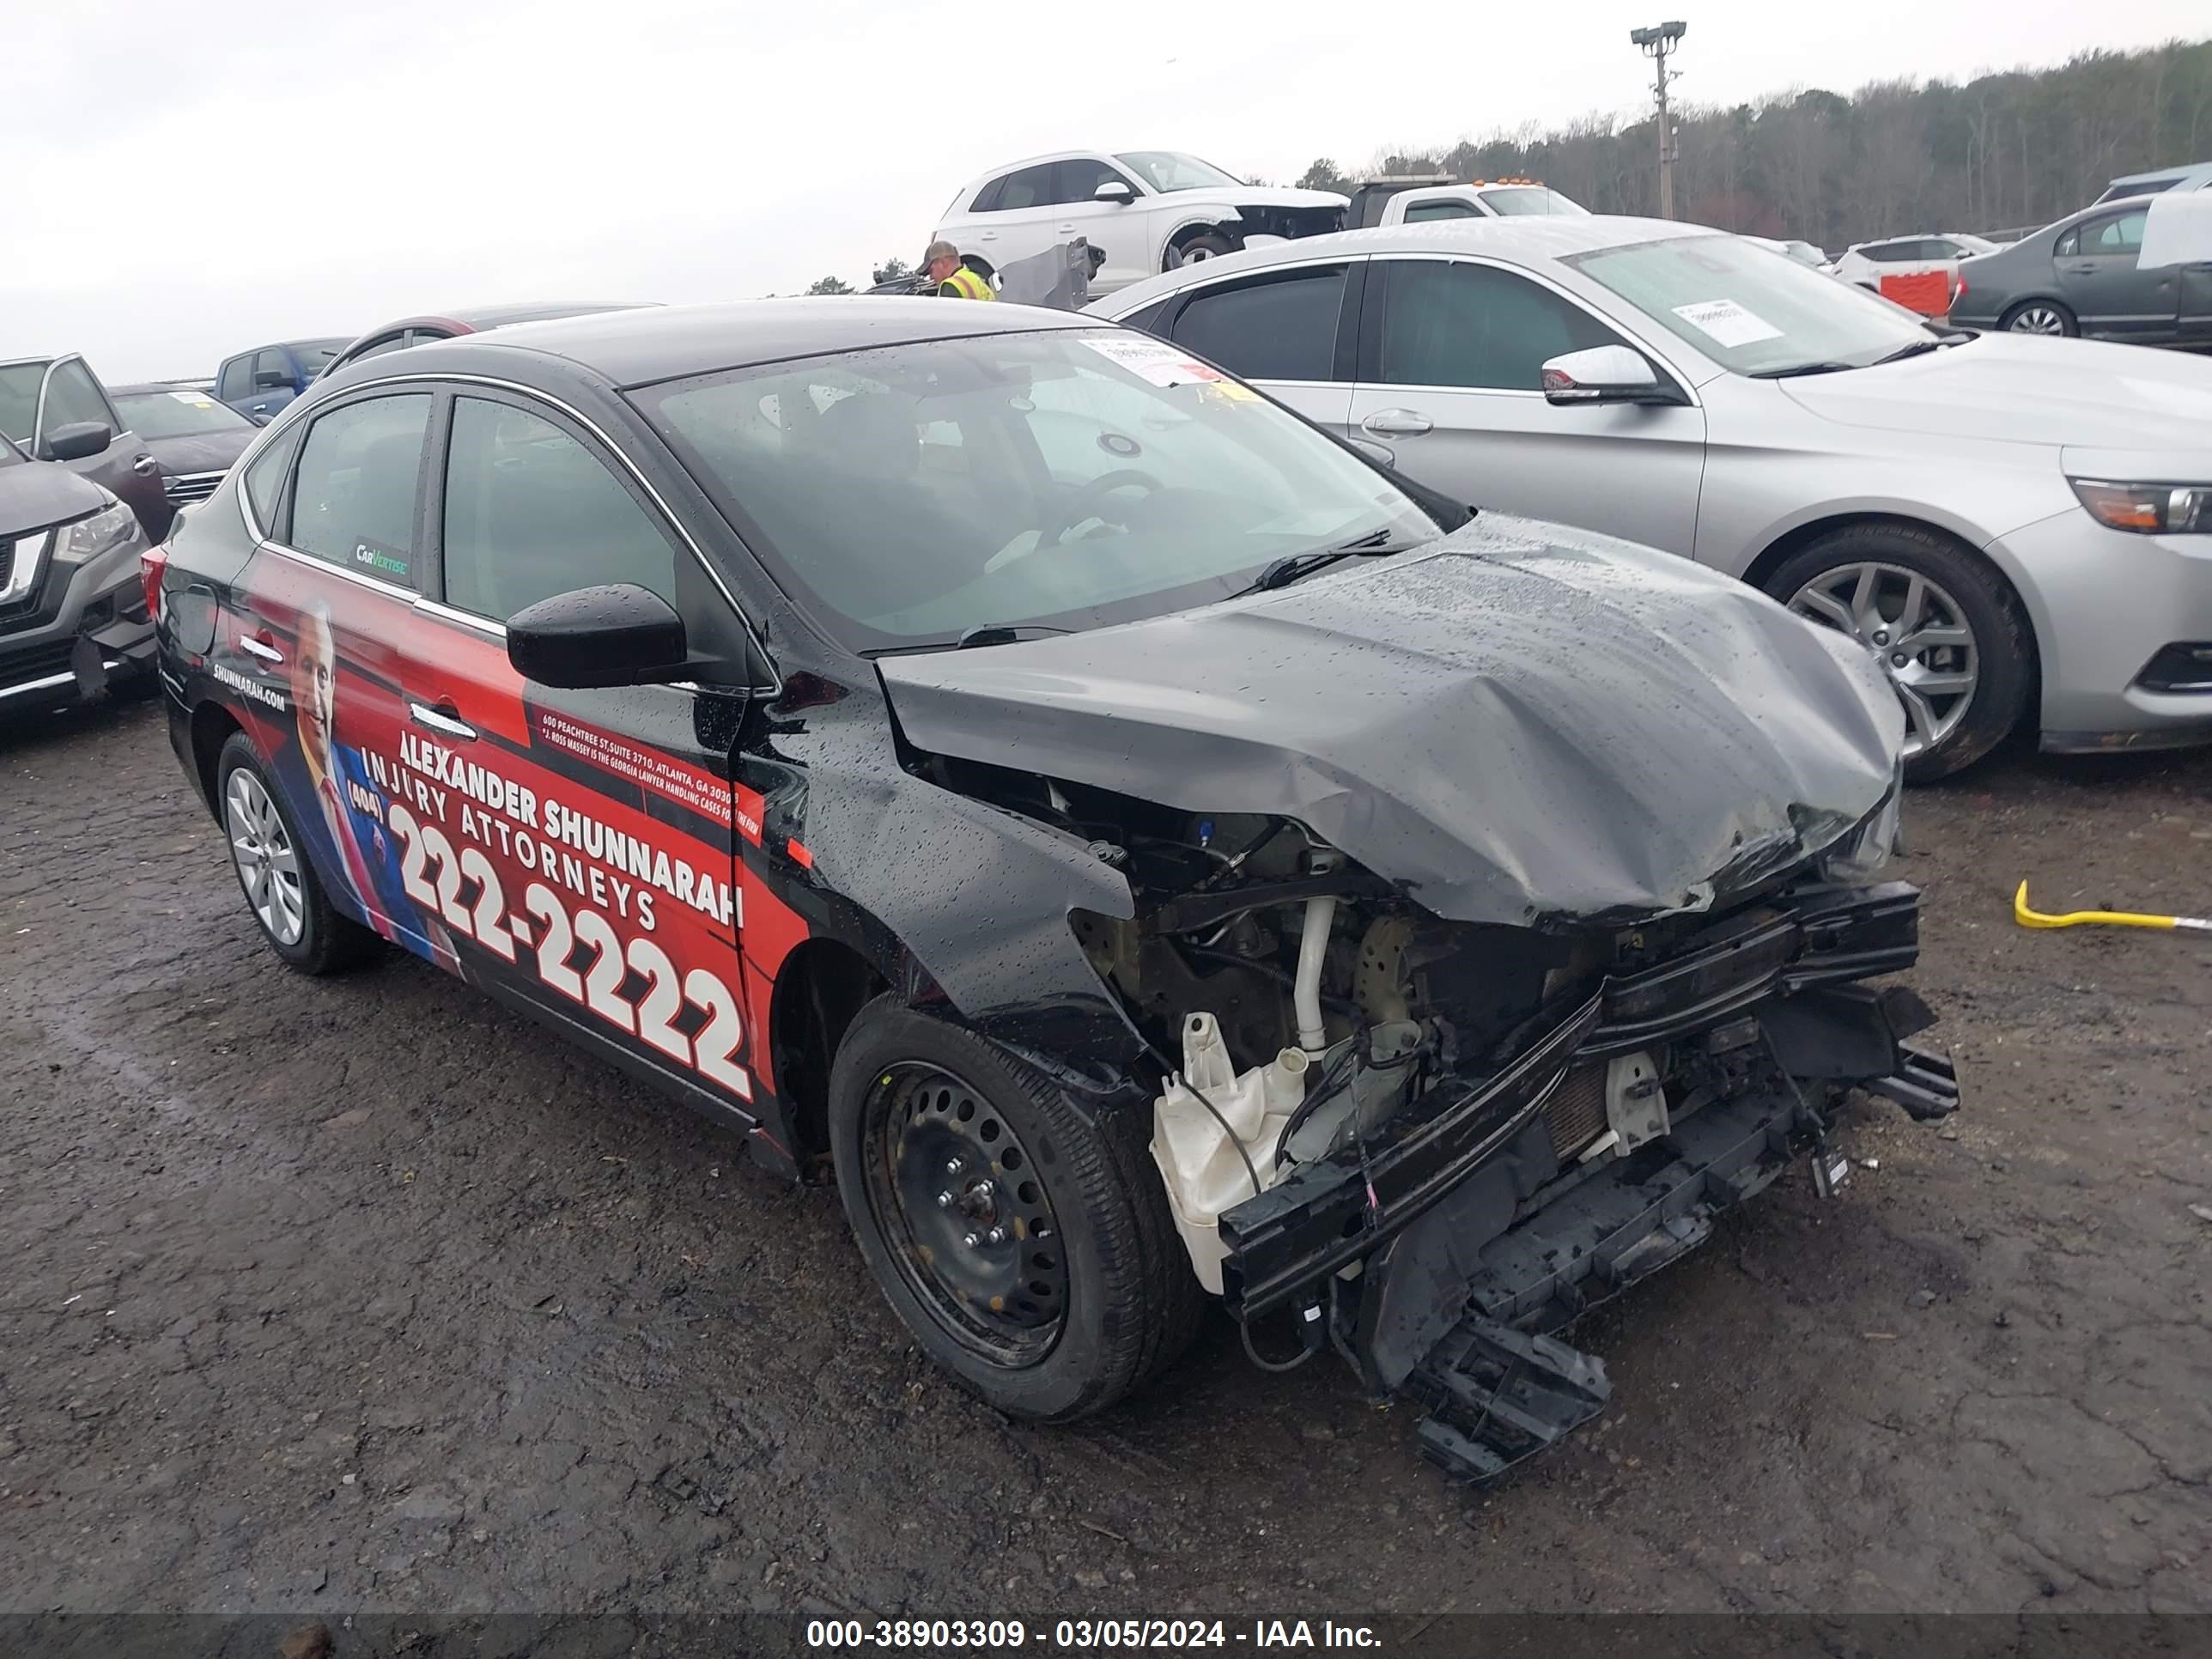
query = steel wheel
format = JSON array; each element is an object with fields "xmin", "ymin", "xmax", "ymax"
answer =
[
  {"xmin": 862, "ymin": 1060, "xmax": 1069, "ymax": 1368},
  {"xmin": 225, "ymin": 767, "xmax": 306, "ymax": 945},
  {"xmin": 2007, "ymin": 303, "xmax": 2068, "ymax": 335},
  {"xmin": 1789, "ymin": 561, "xmax": 1980, "ymax": 760}
]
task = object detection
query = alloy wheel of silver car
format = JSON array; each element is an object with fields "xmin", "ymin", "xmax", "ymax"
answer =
[
  {"xmin": 225, "ymin": 769, "xmax": 306, "ymax": 946},
  {"xmin": 1788, "ymin": 562, "xmax": 1979, "ymax": 760},
  {"xmin": 2007, "ymin": 304, "xmax": 2069, "ymax": 335}
]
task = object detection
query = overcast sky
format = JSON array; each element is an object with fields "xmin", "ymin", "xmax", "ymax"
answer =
[{"xmin": 11, "ymin": 0, "xmax": 2204, "ymax": 379}]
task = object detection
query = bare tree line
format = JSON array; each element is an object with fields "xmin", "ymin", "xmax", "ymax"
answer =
[{"xmin": 1295, "ymin": 38, "xmax": 2212, "ymax": 248}]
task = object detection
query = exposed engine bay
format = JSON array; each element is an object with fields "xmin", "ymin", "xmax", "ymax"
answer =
[{"xmin": 921, "ymin": 750, "xmax": 1958, "ymax": 1481}]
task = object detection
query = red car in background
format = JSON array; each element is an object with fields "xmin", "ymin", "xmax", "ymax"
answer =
[{"xmin": 319, "ymin": 301, "xmax": 659, "ymax": 379}]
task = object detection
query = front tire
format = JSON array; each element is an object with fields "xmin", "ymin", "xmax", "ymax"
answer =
[
  {"xmin": 216, "ymin": 732, "xmax": 381, "ymax": 975},
  {"xmin": 828, "ymin": 996, "xmax": 1202, "ymax": 1422},
  {"xmin": 1170, "ymin": 231, "xmax": 1235, "ymax": 269},
  {"xmin": 1766, "ymin": 525, "xmax": 2032, "ymax": 782},
  {"xmin": 2000, "ymin": 299, "xmax": 2076, "ymax": 337}
]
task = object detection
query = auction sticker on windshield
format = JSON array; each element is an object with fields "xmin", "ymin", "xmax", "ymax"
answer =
[
  {"xmin": 1672, "ymin": 298, "xmax": 1784, "ymax": 348},
  {"xmin": 1079, "ymin": 336, "xmax": 1230, "ymax": 389}
]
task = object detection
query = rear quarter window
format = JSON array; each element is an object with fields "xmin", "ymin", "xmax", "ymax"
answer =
[{"xmin": 1167, "ymin": 267, "xmax": 1348, "ymax": 381}]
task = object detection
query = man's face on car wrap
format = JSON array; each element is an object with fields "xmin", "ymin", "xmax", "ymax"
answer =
[{"xmin": 294, "ymin": 609, "xmax": 337, "ymax": 764}]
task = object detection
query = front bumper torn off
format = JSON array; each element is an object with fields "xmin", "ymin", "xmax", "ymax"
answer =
[{"xmin": 1213, "ymin": 879, "xmax": 1961, "ymax": 1484}]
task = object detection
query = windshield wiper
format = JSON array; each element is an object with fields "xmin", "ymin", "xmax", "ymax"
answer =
[
  {"xmin": 953, "ymin": 623, "xmax": 1073, "ymax": 649},
  {"xmin": 1747, "ymin": 361, "xmax": 1859, "ymax": 380},
  {"xmin": 1229, "ymin": 528, "xmax": 1419, "ymax": 599},
  {"xmin": 1753, "ymin": 337, "xmax": 1951, "ymax": 380},
  {"xmin": 1869, "ymin": 337, "xmax": 1946, "ymax": 366}
]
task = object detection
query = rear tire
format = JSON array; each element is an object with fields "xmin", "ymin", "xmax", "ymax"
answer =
[
  {"xmin": 216, "ymin": 732, "xmax": 381, "ymax": 975},
  {"xmin": 829, "ymin": 995, "xmax": 1203, "ymax": 1422},
  {"xmin": 1765, "ymin": 525, "xmax": 2033, "ymax": 782},
  {"xmin": 1999, "ymin": 299, "xmax": 2076, "ymax": 337}
]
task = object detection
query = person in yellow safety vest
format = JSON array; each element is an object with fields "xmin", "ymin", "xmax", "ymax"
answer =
[{"xmin": 923, "ymin": 240, "xmax": 994, "ymax": 301}]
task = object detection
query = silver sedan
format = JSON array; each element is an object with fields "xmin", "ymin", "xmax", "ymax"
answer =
[{"xmin": 1091, "ymin": 217, "xmax": 2212, "ymax": 779}]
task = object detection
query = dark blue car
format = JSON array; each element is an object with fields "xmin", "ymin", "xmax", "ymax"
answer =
[{"xmin": 213, "ymin": 338, "xmax": 349, "ymax": 425}]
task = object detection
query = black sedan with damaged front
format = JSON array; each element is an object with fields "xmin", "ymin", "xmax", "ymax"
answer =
[{"xmin": 155, "ymin": 300, "xmax": 1956, "ymax": 1483}]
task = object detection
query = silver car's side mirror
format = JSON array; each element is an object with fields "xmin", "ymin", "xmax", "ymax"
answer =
[{"xmin": 1540, "ymin": 344, "xmax": 1668, "ymax": 406}]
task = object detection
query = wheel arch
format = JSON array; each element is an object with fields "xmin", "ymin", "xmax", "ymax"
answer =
[
  {"xmin": 1742, "ymin": 508, "xmax": 2045, "ymax": 738},
  {"xmin": 1160, "ymin": 215, "xmax": 1243, "ymax": 270},
  {"xmin": 768, "ymin": 935, "xmax": 891, "ymax": 1168},
  {"xmin": 188, "ymin": 696, "xmax": 245, "ymax": 819}
]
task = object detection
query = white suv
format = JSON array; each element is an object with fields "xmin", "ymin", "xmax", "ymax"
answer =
[
  {"xmin": 933, "ymin": 151, "xmax": 1346, "ymax": 296},
  {"xmin": 1830, "ymin": 233, "xmax": 2001, "ymax": 292}
]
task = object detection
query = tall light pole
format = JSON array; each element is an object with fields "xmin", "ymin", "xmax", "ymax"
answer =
[{"xmin": 1631, "ymin": 21, "xmax": 1687, "ymax": 219}]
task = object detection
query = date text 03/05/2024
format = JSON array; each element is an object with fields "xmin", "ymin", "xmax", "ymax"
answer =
[{"xmin": 804, "ymin": 1620, "xmax": 1382, "ymax": 1648}]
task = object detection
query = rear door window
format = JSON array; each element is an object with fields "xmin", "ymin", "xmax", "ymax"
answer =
[
  {"xmin": 2085, "ymin": 210, "xmax": 2147, "ymax": 255},
  {"xmin": 1167, "ymin": 266, "xmax": 1348, "ymax": 382},
  {"xmin": 288, "ymin": 393, "xmax": 433, "ymax": 584},
  {"xmin": 217, "ymin": 356, "xmax": 252, "ymax": 402},
  {"xmin": 1374, "ymin": 260, "xmax": 1619, "ymax": 391},
  {"xmin": 440, "ymin": 396, "xmax": 678, "ymax": 623},
  {"xmin": 1404, "ymin": 199, "xmax": 1480, "ymax": 223},
  {"xmin": 994, "ymin": 163, "xmax": 1064, "ymax": 211}
]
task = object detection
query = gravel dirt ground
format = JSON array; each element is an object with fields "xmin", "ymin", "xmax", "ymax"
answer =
[{"xmin": 3, "ymin": 696, "xmax": 2208, "ymax": 1620}]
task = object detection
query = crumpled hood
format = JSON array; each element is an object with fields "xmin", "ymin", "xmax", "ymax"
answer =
[
  {"xmin": 878, "ymin": 516, "xmax": 1904, "ymax": 927},
  {"xmin": 1782, "ymin": 334, "xmax": 2212, "ymax": 449}
]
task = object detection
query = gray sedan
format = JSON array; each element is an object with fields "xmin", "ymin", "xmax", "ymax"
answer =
[
  {"xmin": 1948, "ymin": 195, "xmax": 2211, "ymax": 343},
  {"xmin": 1092, "ymin": 216, "xmax": 2212, "ymax": 779}
]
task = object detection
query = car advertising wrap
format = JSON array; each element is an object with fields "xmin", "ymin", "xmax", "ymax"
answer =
[{"xmin": 222, "ymin": 550, "xmax": 810, "ymax": 1137}]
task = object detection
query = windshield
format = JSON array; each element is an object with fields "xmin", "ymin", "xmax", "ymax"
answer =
[
  {"xmin": 638, "ymin": 328, "xmax": 1438, "ymax": 652},
  {"xmin": 1115, "ymin": 152, "xmax": 1245, "ymax": 194},
  {"xmin": 1478, "ymin": 186, "xmax": 1588, "ymax": 216},
  {"xmin": 114, "ymin": 389, "xmax": 254, "ymax": 439},
  {"xmin": 1566, "ymin": 234, "xmax": 1934, "ymax": 376},
  {"xmin": 0, "ymin": 362, "xmax": 47, "ymax": 445}
]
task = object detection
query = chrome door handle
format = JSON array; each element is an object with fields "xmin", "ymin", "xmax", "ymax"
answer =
[
  {"xmin": 237, "ymin": 635, "xmax": 284, "ymax": 665},
  {"xmin": 131, "ymin": 455, "xmax": 159, "ymax": 474},
  {"xmin": 1361, "ymin": 409, "xmax": 1432, "ymax": 438},
  {"xmin": 409, "ymin": 702, "xmax": 477, "ymax": 741}
]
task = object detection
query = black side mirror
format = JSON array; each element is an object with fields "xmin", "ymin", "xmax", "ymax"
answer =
[
  {"xmin": 252, "ymin": 369, "xmax": 293, "ymax": 390},
  {"xmin": 44, "ymin": 422, "xmax": 112, "ymax": 463},
  {"xmin": 507, "ymin": 583, "xmax": 690, "ymax": 690}
]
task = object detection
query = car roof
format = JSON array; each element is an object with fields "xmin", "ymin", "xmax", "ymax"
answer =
[
  {"xmin": 2051, "ymin": 193, "xmax": 2158, "ymax": 228},
  {"xmin": 2107, "ymin": 161, "xmax": 2212, "ymax": 187},
  {"xmin": 360, "ymin": 297, "xmax": 1102, "ymax": 391},
  {"xmin": 1097, "ymin": 215, "xmax": 1716, "ymax": 310},
  {"xmin": 959, "ymin": 149, "xmax": 1110, "ymax": 190},
  {"xmin": 110, "ymin": 382, "xmax": 204, "ymax": 398}
]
